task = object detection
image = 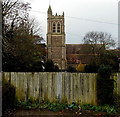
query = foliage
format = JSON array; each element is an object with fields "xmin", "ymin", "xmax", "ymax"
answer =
[
  {"xmin": 2, "ymin": 80, "xmax": 16, "ymax": 111},
  {"xmin": 81, "ymin": 104, "xmax": 116, "ymax": 114},
  {"xmin": 2, "ymin": 0, "xmax": 45, "ymax": 72},
  {"xmin": 44, "ymin": 59, "xmax": 60, "ymax": 72},
  {"xmin": 67, "ymin": 102, "xmax": 79, "ymax": 110},
  {"xmin": 2, "ymin": 0, "xmax": 31, "ymax": 43},
  {"xmin": 98, "ymin": 65, "xmax": 112, "ymax": 78},
  {"xmin": 97, "ymin": 51, "xmax": 119, "ymax": 72},
  {"xmin": 83, "ymin": 31, "xmax": 119, "ymax": 72},
  {"xmin": 84, "ymin": 50, "xmax": 119, "ymax": 73},
  {"xmin": 17, "ymin": 99, "xmax": 40, "ymax": 109},
  {"xmin": 17, "ymin": 100, "xmax": 68, "ymax": 111},
  {"xmin": 67, "ymin": 66, "xmax": 77, "ymax": 72},
  {"xmin": 85, "ymin": 64, "xmax": 98, "ymax": 73},
  {"xmin": 114, "ymin": 94, "xmax": 120, "ymax": 113},
  {"xmin": 76, "ymin": 64, "xmax": 86, "ymax": 72},
  {"xmin": 47, "ymin": 102, "xmax": 67, "ymax": 112},
  {"xmin": 16, "ymin": 100, "xmax": 117, "ymax": 114},
  {"xmin": 54, "ymin": 65, "xmax": 59, "ymax": 72},
  {"xmin": 97, "ymin": 65, "xmax": 114, "ymax": 105},
  {"xmin": 45, "ymin": 60, "xmax": 55, "ymax": 72}
]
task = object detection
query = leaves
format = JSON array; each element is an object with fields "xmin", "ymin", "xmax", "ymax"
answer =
[
  {"xmin": 16, "ymin": 100, "xmax": 117, "ymax": 114},
  {"xmin": 81, "ymin": 104, "xmax": 116, "ymax": 114},
  {"xmin": 2, "ymin": 0, "xmax": 45, "ymax": 72}
]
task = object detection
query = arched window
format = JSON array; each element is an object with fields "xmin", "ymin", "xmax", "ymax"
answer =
[
  {"xmin": 57, "ymin": 22, "xmax": 61, "ymax": 33},
  {"xmin": 52, "ymin": 22, "xmax": 56, "ymax": 33}
]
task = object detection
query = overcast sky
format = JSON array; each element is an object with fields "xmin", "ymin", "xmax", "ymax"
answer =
[{"xmin": 24, "ymin": 0, "xmax": 119, "ymax": 46}]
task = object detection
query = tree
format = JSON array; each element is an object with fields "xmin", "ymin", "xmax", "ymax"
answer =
[
  {"xmin": 2, "ymin": 18, "xmax": 42, "ymax": 71},
  {"xmin": 2, "ymin": 0, "xmax": 45, "ymax": 71},
  {"xmin": 2, "ymin": 0, "xmax": 31, "ymax": 38},
  {"xmin": 98, "ymin": 50, "xmax": 119, "ymax": 72},
  {"xmin": 83, "ymin": 31, "xmax": 116, "ymax": 54},
  {"xmin": 2, "ymin": 0, "xmax": 31, "ymax": 56},
  {"xmin": 83, "ymin": 31, "xmax": 119, "ymax": 72}
]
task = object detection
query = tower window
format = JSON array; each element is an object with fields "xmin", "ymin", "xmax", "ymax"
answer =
[
  {"xmin": 57, "ymin": 22, "xmax": 61, "ymax": 33},
  {"xmin": 52, "ymin": 22, "xmax": 56, "ymax": 33},
  {"xmin": 52, "ymin": 22, "xmax": 61, "ymax": 33}
]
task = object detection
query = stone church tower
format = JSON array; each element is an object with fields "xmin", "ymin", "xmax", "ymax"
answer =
[{"xmin": 47, "ymin": 6, "xmax": 66, "ymax": 70}]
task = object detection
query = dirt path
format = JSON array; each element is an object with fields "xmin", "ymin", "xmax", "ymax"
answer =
[{"xmin": 3, "ymin": 109, "xmax": 120, "ymax": 117}]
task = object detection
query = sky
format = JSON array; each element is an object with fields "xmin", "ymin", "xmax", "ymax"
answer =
[{"xmin": 24, "ymin": 0, "xmax": 119, "ymax": 47}]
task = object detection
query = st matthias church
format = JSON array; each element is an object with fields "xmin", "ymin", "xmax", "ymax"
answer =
[
  {"xmin": 46, "ymin": 6, "xmax": 98, "ymax": 70},
  {"xmin": 45, "ymin": 6, "xmax": 120, "ymax": 71}
]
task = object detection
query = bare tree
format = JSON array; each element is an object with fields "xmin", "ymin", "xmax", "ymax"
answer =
[
  {"xmin": 83, "ymin": 31, "xmax": 116, "ymax": 54},
  {"xmin": 83, "ymin": 32, "xmax": 119, "ymax": 72},
  {"xmin": 28, "ymin": 18, "xmax": 41, "ymax": 35},
  {"xmin": 2, "ymin": 0, "xmax": 31, "ymax": 54},
  {"xmin": 2, "ymin": 0, "xmax": 31, "ymax": 35}
]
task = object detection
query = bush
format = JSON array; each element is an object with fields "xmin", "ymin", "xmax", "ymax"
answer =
[
  {"xmin": 67, "ymin": 66, "xmax": 76, "ymax": 72},
  {"xmin": 16, "ymin": 100, "xmax": 117, "ymax": 114},
  {"xmin": 81, "ymin": 104, "xmax": 116, "ymax": 114},
  {"xmin": 54, "ymin": 65, "xmax": 59, "ymax": 72},
  {"xmin": 98, "ymin": 65, "xmax": 112, "ymax": 78},
  {"xmin": 2, "ymin": 81, "xmax": 16, "ymax": 111},
  {"xmin": 45, "ymin": 60, "xmax": 55, "ymax": 72},
  {"xmin": 114, "ymin": 94, "xmax": 120, "ymax": 113},
  {"xmin": 97, "ymin": 65, "xmax": 114, "ymax": 105},
  {"xmin": 76, "ymin": 64, "xmax": 86, "ymax": 72},
  {"xmin": 85, "ymin": 64, "xmax": 98, "ymax": 73}
]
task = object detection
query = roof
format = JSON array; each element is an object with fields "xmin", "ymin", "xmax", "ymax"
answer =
[
  {"xmin": 66, "ymin": 54, "xmax": 97, "ymax": 64},
  {"xmin": 66, "ymin": 44, "xmax": 105, "ymax": 54}
]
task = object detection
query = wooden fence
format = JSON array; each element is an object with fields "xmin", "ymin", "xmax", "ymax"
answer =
[
  {"xmin": 2, "ymin": 72, "xmax": 120, "ymax": 105},
  {"xmin": 2, "ymin": 72, "xmax": 97, "ymax": 105}
]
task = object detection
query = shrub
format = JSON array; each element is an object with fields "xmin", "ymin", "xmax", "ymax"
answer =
[
  {"xmin": 98, "ymin": 65, "xmax": 112, "ymax": 78},
  {"xmin": 45, "ymin": 60, "xmax": 55, "ymax": 72},
  {"xmin": 114, "ymin": 94, "xmax": 120, "ymax": 113},
  {"xmin": 81, "ymin": 104, "xmax": 116, "ymax": 114},
  {"xmin": 85, "ymin": 64, "xmax": 98, "ymax": 73},
  {"xmin": 76, "ymin": 64, "xmax": 86, "ymax": 72},
  {"xmin": 2, "ymin": 81, "xmax": 16, "ymax": 111},
  {"xmin": 54, "ymin": 65, "xmax": 59, "ymax": 72},
  {"xmin": 67, "ymin": 66, "xmax": 76, "ymax": 72},
  {"xmin": 97, "ymin": 65, "xmax": 114, "ymax": 105}
]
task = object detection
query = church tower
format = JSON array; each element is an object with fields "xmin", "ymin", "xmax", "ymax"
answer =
[{"xmin": 47, "ymin": 6, "xmax": 66, "ymax": 70}]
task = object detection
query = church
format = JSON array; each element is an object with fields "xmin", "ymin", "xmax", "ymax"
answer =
[{"xmin": 46, "ymin": 6, "xmax": 100, "ymax": 70}]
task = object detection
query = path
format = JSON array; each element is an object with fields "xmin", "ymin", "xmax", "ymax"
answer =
[{"xmin": 2, "ymin": 109, "xmax": 119, "ymax": 117}]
